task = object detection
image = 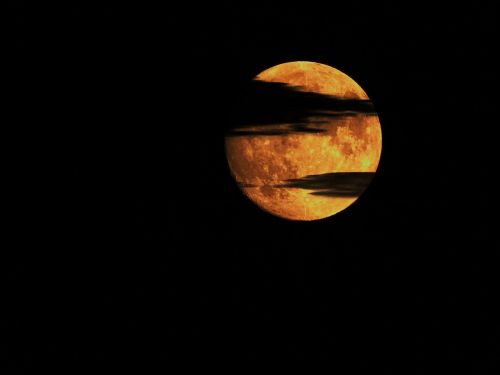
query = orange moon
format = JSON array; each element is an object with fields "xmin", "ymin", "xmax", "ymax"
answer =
[{"xmin": 225, "ymin": 61, "xmax": 382, "ymax": 221}]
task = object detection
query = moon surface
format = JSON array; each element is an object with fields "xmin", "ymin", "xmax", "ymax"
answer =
[{"xmin": 225, "ymin": 61, "xmax": 382, "ymax": 221}]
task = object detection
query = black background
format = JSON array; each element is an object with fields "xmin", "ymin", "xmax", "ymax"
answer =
[{"xmin": 4, "ymin": 1, "xmax": 498, "ymax": 372}]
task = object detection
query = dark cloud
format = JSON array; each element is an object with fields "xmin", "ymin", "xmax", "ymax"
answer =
[
  {"xmin": 273, "ymin": 172, "xmax": 376, "ymax": 197},
  {"xmin": 226, "ymin": 80, "xmax": 376, "ymax": 137},
  {"xmin": 227, "ymin": 123, "xmax": 328, "ymax": 137}
]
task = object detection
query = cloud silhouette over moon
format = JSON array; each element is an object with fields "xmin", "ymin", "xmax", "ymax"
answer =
[{"xmin": 272, "ymin": 172, "xmax": 376, "ymax": 197}]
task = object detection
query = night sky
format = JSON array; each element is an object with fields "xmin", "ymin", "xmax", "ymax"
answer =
[{"xmin": 4, "ymin": 1, "xmax": 498, "ymax": 372}]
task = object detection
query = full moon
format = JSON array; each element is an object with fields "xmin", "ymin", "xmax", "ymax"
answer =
[{"xmin": 225, "ymin": 61, "xmax": 382, "ymax": 221}]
